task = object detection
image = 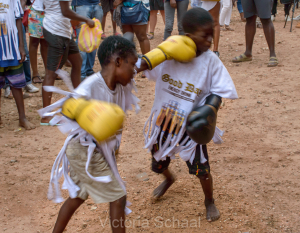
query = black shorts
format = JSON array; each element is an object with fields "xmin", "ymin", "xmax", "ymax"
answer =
[
  {"xmin": 151, "ymin": 120, "xmax": 210, "ymax": 176},
  {"xmin": 150, "ymin": 0, "xmax": 164, "ymax": 11},
  {"xmin": 101, "ymin": 0, "xmax": 113, "ymax": 14},
  {"xmin": 241, "ymin": 0, "xmax": 273, "ymax": 19},
  {"xmin": 43, "ymin": 29, "xmax": 79, "ymax": 71}
]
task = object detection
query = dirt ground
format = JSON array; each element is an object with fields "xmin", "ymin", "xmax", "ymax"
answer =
[{"xmin": 1, "ymin": 4, "xmax": 300, "ymax": 233}]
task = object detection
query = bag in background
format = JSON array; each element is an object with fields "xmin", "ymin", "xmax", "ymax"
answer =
[{"xmin": 78, "ymin": 18, "xmax": 103, "ymax": 53}]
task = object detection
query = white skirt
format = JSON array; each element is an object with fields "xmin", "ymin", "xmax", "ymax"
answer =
[{"xmin": 201, "ymin": 1, "xmax": 222, "ymax": 12}]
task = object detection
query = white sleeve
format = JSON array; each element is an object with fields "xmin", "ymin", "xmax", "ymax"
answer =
[
  {"xmin": 209, "ymin": 57, "xmax": 238, "ymax": 99},
  {"xmin": 15, "ymin": 0, "xmax": 24, "ymax": 19},
  {"xmin": 143, "ymin": 62, "xmax": 163, "ymax": 82}
]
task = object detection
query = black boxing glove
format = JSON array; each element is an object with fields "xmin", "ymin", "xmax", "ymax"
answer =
[{"xmin": 186, "ymin": 94, "xmax": 222, "ymax": 145}]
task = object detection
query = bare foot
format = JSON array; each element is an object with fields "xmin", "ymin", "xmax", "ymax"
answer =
[
  {"xmin": 153, "ymin": 177, "xmax": 175, "ymax": 199},
  {"xmin": 0, "ymin": 117, "xmax": 2, "ymax": 125},
  {"xmin": 19, "ymin": 118, "xmax": 35, "ymax": 130},
  {"xmin": 205, "ymin": 199, "xmax": 220, "ymax": 222}
]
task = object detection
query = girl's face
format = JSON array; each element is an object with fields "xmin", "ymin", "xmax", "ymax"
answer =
[
  {"xmin": 115, "ymin": 52, "xmax": 138, "ymax": 86},
  {"xmin": 186, "ymin": 23, "xmax": 214, "ymax": 54}
]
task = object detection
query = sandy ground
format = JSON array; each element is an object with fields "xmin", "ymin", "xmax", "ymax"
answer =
[{"xmin": 1, "ymin": 4, "xmax": 300, "ymax": 233}]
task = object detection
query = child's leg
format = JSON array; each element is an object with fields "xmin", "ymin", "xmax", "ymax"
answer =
[
  {"xmin": 109, "ymin": 195, "xmax": 126, "ymax": 233},
  {"xmin": 187, "ymin": 145, "xmax": 220, "ymax": 222},
  {"xmin": 10, "ymin": 86, "xmax": 35, "ymax": 129},
  {"xmin": 53, "ymin": 197, "xmax": 85, "ymax": 233},
  {"xmin": 153, "ymin": 168, "xmax": 175, "ymax": 198},
  {"xmin": 197, "ymin": 173, "xmax": 220, "ymax": 222}
]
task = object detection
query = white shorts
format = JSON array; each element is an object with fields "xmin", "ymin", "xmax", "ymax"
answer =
[{"xmin": 201, "ymin": 1, "xmax": 222, "ymax": 12}]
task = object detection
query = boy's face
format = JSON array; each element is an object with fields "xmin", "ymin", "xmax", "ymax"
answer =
[
  {"xmin": 186, "ymin": 23, "xmax": 214, "ymax": 54},
  {"xmin": 115, "ymin": 52, "xmax": 138, "ymax": 86}
]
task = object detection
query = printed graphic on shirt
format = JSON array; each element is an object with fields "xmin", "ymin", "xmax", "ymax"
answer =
[
  {"xmin": 1, "ymin": 20, "xmax": 7, "ymax": 35},
  {"xmin": 156, "ymin": 100, "xmax": 186, "ymax": 136},
  {"xmin": 161, "ymin": 74, "xmax": 202, "ymax": 103},
  {"xmin": 0, "ymin": 3, "xmax": 9, "ymax": 14}
]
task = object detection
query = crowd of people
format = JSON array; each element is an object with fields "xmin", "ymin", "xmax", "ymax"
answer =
[
  {"xmin": 0, "ymin": 0, "xmax": 297, "ymax": 232},
  {"xmin": 1, "ymin": 0, "xmax": 295, "ymax": 129}
]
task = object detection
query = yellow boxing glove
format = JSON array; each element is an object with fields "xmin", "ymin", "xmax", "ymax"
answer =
[
  {"xmin": 62, "ymin": 98, "xmax": 125, "ymax": 142},
  {"xmin": 142, "ymin": 35, "xmax": 197, "ymax": 70}
]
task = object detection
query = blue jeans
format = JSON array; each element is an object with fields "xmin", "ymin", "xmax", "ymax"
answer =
[
  {"xmin": 237, "ymin": 0, "xmax": 243, "ymax": 13},
  {"xmin": 4, "ymin": 24, "xmax": 31, "ymax": 88},
  {"xmin": 74, "ymin": 4, "xmax": 103, "ymax": 79}
]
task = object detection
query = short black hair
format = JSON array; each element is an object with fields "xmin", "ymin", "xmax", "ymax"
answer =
[
  {"xmin": 98, "ymin": 36, "xmax": 136, "ymax": 67},
  {"xmin": 182, "ymin": 8, "xmax": 214, "ymax": 34}
]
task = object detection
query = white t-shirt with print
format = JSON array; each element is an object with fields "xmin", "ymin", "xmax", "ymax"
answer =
[
  {"xmin": 43, "ymin": 0, "xmax": 72, "ymax": 38},
  {"xmin": 143, "ymin": 50, "xmax": 238, "ymax": 164},
  {"xmin": 0, "ymin": 0, "xmax": 23, "ymax": 62}
]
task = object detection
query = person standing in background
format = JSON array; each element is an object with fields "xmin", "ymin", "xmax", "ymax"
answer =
[
  {"xmin": 220, "ymin": 0, "xmax": 235, "ymax": 31},
  {"xmin": 41, "ymin": 0, "xmax": 95, "ymax": 125},
  {"xmin": 147, "ymin": 0, "xmax": 165, "ymax": 40},
  {"xmin": 28, "ymin": 0, "xmax": 48, "ymax": 84},
  {"xmin": 4, "ymin": 0, "xmax": 39, "ymax": 99},
  {"xmin": 101, "ymin": 0, "xmax": 121, "ymax": 39},
  {"xmin": 163, "ymin": 0, "xmax": 189, "ymax": 41},
  {"xmin": 201, "ymin": 0, "xmax": 221, "ymax": 57},
  {"xmin": 71, "ymin": 0, "xmax": 103, "ymax": 80},
  {"xmin": 232, "ymin": 0, "xmax": 278, "ymax": 67},
  {"xmin": 114, "ymin": 0, "xmax": 151, "ymax": 54},
  {"xmin": 271, "ymin": 0, "xmax": 277, "ymax": 21},
  {"xmin": 236, "ymin": 0, "xmax": 246, "ymax": 22}
]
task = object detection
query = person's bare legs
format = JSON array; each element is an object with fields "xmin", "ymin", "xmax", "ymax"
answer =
[
  {"xmin": 67, "ymin": 53, "xmax": 82, "ymax": 88},
  {"xmin": 240, "ymin": 12, "xmax": 246, "ymax": 22},
  {"xmin": 11, "ymin": 86, "xmax": 35, "ymax": 129},
  {"xmin": 40, "ymin": 39, "xmax": 48, "ymax": 72},
  {"xmin": 244, "ymin": 15, "xmax": 257, "ymax": 58},
  {"xmin": 109, "ymin": 195, "xmax": 126, "ymax": 233},
  {"xmin": 110, "ymin": 10, "xmax": 118, "ymax": 34},
  {"xmin": 260, "ymin": 18, "xmax": 276, "ymax": 58},
  {"xmin": 52, "ymin": 197, "xmax": 85, "ymax": 233},
  {"xmin": 160, "ymin": 10, "xmax": 165, "ymax": 24},
  {"xmin": 132, "ymin": 24, "xmax": 150, "ymax": 54},
  {"xmin": 153, "ymin": 168, "xmax": 175, "ymax": 198},
  {"xmin": 41, "ymin": 69, "xmax": 57, "ymax": 123},
  {"xmin": 197, "ymin": 173, "xmax": 220, "ymax": 222},
  {"xmin": 29, "ymin": 37, "xmax": 41, "ymax": 78},
  {"xmin": 149, "ymin": 10, "xmax": 158, "ymax": 33},
  {"xmin": 209, "ymin": 2, "xmax": 221, "ymax": 52},
  {"xmin": 102, "ymin": 12, "xmax": 108, "ymax": 34}
]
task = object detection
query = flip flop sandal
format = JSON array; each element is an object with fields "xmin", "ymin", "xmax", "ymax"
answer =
[
  {"xmin": 225, "ymin": 26, "xmax": 234, "ymax": 31},
  {"xmin": 32, "ymin": 76, "xmax": 43, "ymax": 84},
  {"xmin": 23, "ymin": 92, "xmax": 33, "ymax": 99},
  {"xmin": 101, "ymin": 33, "xmax": 107, "ymax": 40},
  {"xmin": 267, "ymin": 57, "xmax": 278, "ymax": 67},
  {"xmin": 232, "ymin": 54, "xmax": 252, "ymax": 63},
  {"xmin": 147, "ymin": 33, "xmax": 154, "ymax": 40}
]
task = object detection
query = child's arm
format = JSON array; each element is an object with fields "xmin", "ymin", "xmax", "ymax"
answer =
[
  {"xmin": 59, "ymin": 1, "xmax": 95, "ymax": 28},
  {"xmin": 136, "ymin": 35, "xmax": 197, "ymax": 75},
  {"xmin": 16, "ymin": 18, "xmax": 26, "ymax": 63}
]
